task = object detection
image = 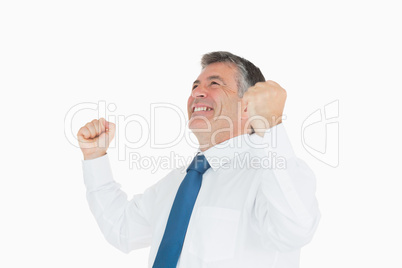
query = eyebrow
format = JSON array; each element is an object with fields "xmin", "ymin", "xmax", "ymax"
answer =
[{"xmin": 193, "ymin": 75, "xmax": 227, "ymax": 85}]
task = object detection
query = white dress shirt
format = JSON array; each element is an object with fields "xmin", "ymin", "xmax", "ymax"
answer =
[{"xmin": 82, "ymin": 124, "xmax": 320, "ymax": 268}]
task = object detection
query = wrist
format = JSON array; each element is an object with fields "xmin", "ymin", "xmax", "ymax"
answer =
[
  {"xmin": 251, "ymin": 119, "xmax": 282, "ymax": 137},
  {"xmin": 83, "ymin": 152, "xmax": 106, "ymax": 160}
]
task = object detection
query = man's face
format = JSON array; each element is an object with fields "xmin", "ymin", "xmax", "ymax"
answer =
[{"xmin": 187, "ymin": 62, "xmax": 244, "ymax": 140}]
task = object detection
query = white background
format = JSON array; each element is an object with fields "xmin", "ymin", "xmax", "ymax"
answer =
[{"xmin": 1, "ymin": 0, "xmax": 401, "ymax": 267}]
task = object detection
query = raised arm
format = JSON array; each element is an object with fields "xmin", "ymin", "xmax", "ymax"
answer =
[
  {"xmin": 253, "ymin": 124, "xmax": 320, "ymax": 251},
  {"xmin": 243, "ymin": 81, "xmax": 320, "ymax": 251},
  {"xmin": 77, "ymin": 118, "xmax": 154, "ymax": 253}
]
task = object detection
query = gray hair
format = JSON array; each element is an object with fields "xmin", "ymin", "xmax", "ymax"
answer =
[{"xmin": 201, "ymin": 51, "xmax": 265, "ymax": 97}]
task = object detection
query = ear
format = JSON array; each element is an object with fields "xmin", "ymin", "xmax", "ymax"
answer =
[
  {"xmin": 240, "ymin": 98, "xmax": 248, "ymax": 120},
  {"xmin": 240, "ymin": 99, "xmax": 253, "ymax": 135}
]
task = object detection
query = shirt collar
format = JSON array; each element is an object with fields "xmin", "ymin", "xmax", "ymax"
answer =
[{"xmin": 197, "ymin": 133, "xmax": 261, "ymax": 171}]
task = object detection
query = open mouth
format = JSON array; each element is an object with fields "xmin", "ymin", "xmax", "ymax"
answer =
[{"xmin": 192, "ymin": 106, "xmax": 214, "ymax": 112}]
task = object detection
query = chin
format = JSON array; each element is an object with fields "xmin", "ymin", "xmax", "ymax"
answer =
[{"xmin": 188, "ymin": 117, "xmax": 212, "ymax": 131}]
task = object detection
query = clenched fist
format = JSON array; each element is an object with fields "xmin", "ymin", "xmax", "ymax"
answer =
[
  {"xmin": 242, "ymin": 80, "xmax": 287, "ymax": 137},
  {"xmin": 77, "ymin": 118, "xmax": 116, "ymax": 160}
]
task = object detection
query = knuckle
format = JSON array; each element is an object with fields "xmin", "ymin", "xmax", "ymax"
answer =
[
  {"xmin": 77, "ymin": 127, "xmax": 88, "ymax": 137},
  {"xmin": 266, "ymin": 80, "xmax": 277, "ymax": 85},
  {"xmin": 99, "ymin": 118, "xmax": 106, "ymax": 126},
  {"xmin": 255, "ymin": 82, "xmax": 263, "ymax": 87},
  {"xmin": 77, "ymin": 127, "xmax": 84, "ymax": 136}
]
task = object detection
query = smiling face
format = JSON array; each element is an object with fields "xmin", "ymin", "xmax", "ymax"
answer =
[{"xmin": 187, "ymin": 62, "xmax": 247, "ymax": 148}]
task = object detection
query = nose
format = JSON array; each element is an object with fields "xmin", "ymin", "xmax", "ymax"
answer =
[{"xmin": 191, "ymin": 84, "xmax": 207, "ymax": 98}]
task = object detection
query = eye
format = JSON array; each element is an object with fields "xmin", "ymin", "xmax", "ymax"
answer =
[
  {"xmin": 192, "ymin": 84, "xmax": 198, "ymax": 90},
  {"xmin": 210, "ymin": 81, "xmax": 220, "ymax": 86}
]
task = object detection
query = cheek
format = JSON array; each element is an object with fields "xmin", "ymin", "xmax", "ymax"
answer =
[
  {"xmin": 223, "ymin": 98, "xmax": 241, "ymax": 116},
  {"xmin": 187, "ymin": 96, "xmax": 193, "ymax": 110},
  {"xmin": 187, "ymin": 96, "xmax": 194, "ymax": 116},
  {"xmin": 208, "ymin": 92, "xmax": 220, "ymax": 106}
]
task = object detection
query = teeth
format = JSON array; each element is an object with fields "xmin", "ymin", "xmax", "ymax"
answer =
[{"xmin": 194, "ymin": 107, "xmax": 212, "ymax": 112}]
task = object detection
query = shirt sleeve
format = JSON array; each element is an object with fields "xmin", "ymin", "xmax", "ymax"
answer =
[
  {"xmin": 252, "ymin": 124, "xmax": 321, "ymax": 251},
  {"xmin": 82, "ymin": 154, "xmax": 155, "ymax": 253}
]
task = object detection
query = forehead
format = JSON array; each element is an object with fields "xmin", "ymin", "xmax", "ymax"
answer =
[{"xmin": 196, "ymin": 62, "xmax": 238, "ymax": 82}]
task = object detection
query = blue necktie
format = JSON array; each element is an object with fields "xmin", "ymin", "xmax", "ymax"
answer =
[{"xmin": 152, "ymin": 154, "xmax": 210, "ymax": 268}]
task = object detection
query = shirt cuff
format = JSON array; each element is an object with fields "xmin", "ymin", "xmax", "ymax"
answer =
[
  {"xmin": 261, "ymin": 123, "xmax": 296, "ymax": 160},
  {"xmin": 82, "ymin": 154, "xmax": 114, "ymax": 190}
]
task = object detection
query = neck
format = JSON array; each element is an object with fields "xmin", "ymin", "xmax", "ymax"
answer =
[
  {"xmin": 195, "ymin": 128, "xmax": 247, "ymax": 152},
  {"xmin": 197, "ymin": 135, "xmax": 231, "ymax": 152},
  {"xmin": 192, "ymin": 118, "xmax": 251, "ymax": 151}
]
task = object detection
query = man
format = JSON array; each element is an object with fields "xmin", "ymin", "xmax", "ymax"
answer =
[{"xmin": 77, "ymin": 51, "xmax": 320, "ymax": 268}]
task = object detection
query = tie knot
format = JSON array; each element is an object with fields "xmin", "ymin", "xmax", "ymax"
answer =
[{"xmin": 186, "ymin": 154, "xmax": 210, "ymax": 175}]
